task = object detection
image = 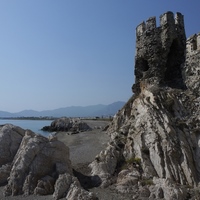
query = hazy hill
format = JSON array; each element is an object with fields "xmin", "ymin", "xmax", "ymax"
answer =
[
  {"xmin": 0, "ymin": 111, "xmax": 17, "ymax": 118},
  {"xmin": 0, "ymin": 101, "xmax": 125, "ymax": 118}
]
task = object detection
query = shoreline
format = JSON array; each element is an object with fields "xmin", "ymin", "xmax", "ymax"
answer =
[{"xmin": 0, "ymin": 120, "xmax": 112, "ymax": 200}]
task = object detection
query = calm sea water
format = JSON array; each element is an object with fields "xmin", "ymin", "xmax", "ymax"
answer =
[{"xmin": 0, "ymin": 119, "xmax": 52, "ymax": 137}]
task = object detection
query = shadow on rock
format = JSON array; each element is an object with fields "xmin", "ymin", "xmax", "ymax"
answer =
[{"xmin": 73, "ymin": 169, "xmax": 102, "ymax": 190}]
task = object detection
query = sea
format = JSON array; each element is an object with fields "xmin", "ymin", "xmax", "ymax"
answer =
[{"xmin": 0, "ymin": 119, "xmax": 52, "ymax": 137}]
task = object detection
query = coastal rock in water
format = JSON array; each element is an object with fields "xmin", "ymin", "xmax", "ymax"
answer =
[
  {"xmin": 89, "ymin": 12, "xmax": 200, "ymax": 199},
  {"xmin": 42, "ymin": 117, "xmax": 92, "ymax": 133}
]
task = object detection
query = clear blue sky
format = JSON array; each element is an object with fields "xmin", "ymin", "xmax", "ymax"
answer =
[{"xmin": 0, "ymin": 0, "xmax": 199, "ymax": 112}]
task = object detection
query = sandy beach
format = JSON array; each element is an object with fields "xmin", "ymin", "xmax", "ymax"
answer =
[
  {"xmin": 56, "ymin": 120, "xmax": 110, "ymax": 166},
  {"xmin": 0, "ymin": 120, "xmax": 128, "ymax": 200}
]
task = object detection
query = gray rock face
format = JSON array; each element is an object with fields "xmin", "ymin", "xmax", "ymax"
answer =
[
  {"xmin": 0, "ymin": 124, "xmax": 25, "ymax": 167},
  {"xmin": 3, "ymin": 129, "xmax": 72, "ymax": 196},
  {"xmin": 0, "ymin": 124, "xmax": 25, "ymax": 185},
  {"xmin": 89, "ymin": 12, "xmax": 200, "ymax": 199},
  {"xmin": 53, "ymin": 173, "xmax": 96, "ymax": 200},
  {"xmin": 0, "ymin": 124, "xmax": 96, "ymax": 199},
  {"xmin": 42, "ymin": 117, "xmax": 92, "ymax": 133}
]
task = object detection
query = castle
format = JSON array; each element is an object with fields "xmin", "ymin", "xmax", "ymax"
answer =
[{"xmin": 132, "ymin": 11, "xmax": 200, "ymax": 94}]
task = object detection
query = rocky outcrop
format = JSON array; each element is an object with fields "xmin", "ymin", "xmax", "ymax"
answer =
[
  {"xmin": 89, "ymin": 12, "xmax": 200, "ymax": 199},
  {"xmin": 0, "ymin": 124, "xmax": 96, "ymax": 199},
  {"xmin": 0, "ymin": 124, "xmax": 25, "ymax": 185},
  {"xmin": 53, "ymin": 173, "xmax": 97, "ymax": 200},
  {"xmin": 0, "ymin": 124, "xmax": 25, "ymax": 166},
  {"xmin": 4, "ymin": 130, "xmax": 72, "ymax": 196},
  {"xmin": 42, "ymin": 117, "xmax": 92, "ymax": 133}
]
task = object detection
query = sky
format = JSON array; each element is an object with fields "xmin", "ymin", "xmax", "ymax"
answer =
[{"xmin": 0, "ymin": 0, "xmax": 200, "ymax": 112}]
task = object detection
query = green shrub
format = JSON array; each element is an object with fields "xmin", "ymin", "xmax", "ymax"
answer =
[
  {"xmin": 126, "ymin": 157, "xmax": 141, "ymax": 165},
  {"xmin": 119, "ymin": 156, "xmax": 142, "ymax": 171},
  {"xmin": 141, "ymin": 178, "xmax": 154, "ymax": 186}
]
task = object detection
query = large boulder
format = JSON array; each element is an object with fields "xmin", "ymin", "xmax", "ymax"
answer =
[
  {"xmin": 0, "ymin": 124, "xmax": 25, "ymax": 185},
  {"xmin": 0, "ymin": 124, "xmax": 25, "ymax": 167},
  {"xmin": 53, "ymin": 173, "xmax": 97, "ymax": 200},
  {"xmin": 42, "ymin": 117, "xmax": 92, "ymax": 133},
  {"xmin": 0, "ymin": 124, "xmax": 96, "ymax": 199},
  {"xmin": 4, "ymin": 130, "xmax": 72, "ymax": 196}
]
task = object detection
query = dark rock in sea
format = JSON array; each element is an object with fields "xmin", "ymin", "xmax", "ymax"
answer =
[{"xmin": 42, "ymin": 117, "xmax": 92, "ymax": 133}]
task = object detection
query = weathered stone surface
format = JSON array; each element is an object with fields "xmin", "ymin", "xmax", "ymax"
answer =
[
  {"xmin": 0, "ymin": 124, "xmax": 25, "ymax": 167},
  {"xmin": 132, "ymin": 12, "xmax": 186, "ymax": 94},
  {"xmin": 0, "ymin": 164, "xmax": 12, "ymax": 185},
  {"xmin": 0, "ymin": 124, "xmax": 25, "ymax": 186},
  {"xmin": 3, "ymin": 130, "xmax": 72, "ymax": 196},
  {"xmin": 116, "ymin": 169, "xmax": 140, "ymax": 193},
  {"xmin": 66, "ymin": 182, "xmax": 97, "ymax": 200},
  {"xmin": 89, "ymin": 11, "xmax": 200, "ymax": 199},
  {"xmin": 42, "ymin": 117, "xmax": 92, "ymax": 133},
  {"xmin": 53, "ymin": 173, "xmax": 73, "ymax": 200},
  {"xmin": 0, "ymin": 124, "xmax": 96, "ymax": 199},
  {"xmin": 150, "ymin": 178, "xmax": 188, "ymax": 200},
  {"xmin": 53, "ymin": 173, "xmax": 97, "ymax": 200},
  {"xmin": 89, "ymin": 142, "xmax": 122, "ymax": 187}
]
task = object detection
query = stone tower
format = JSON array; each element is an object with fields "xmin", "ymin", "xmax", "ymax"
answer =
[
  {"xmin": 132, "ymin": 11, "xmax": 186, "ymax": 94},
  {"xmin": 183, "ymin": 33, "xmax": 200, "ymax": 93}
]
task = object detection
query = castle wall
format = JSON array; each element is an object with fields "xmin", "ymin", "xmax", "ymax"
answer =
[
  {"xmin": 132, "ymin": 12, "xmax": 186, "ymax": 94},
  {"xmin": 183, "ymin": 33, "xmax": 200, "ymax": 93},
  {"xmin": 186, "ymin": 33, "xmax": 200, "ymax": 53}
]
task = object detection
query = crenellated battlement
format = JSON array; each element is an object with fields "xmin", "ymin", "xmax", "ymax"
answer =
[
  {"xmin": 146, "ymin": 17, "xmax": 156, "ymax": 31},
  {"xmin": 175, "ymin": 12, "xmax": 184, "ymax": 27},
  {"xmin": 136, "ymin": 22, "xmax": 146, "ymax": 37},
  {"xmin": 136, "ymin": 12, "xmax": 184, "ymax": 38},
  {"xmin": 186, "ymin": 33, "xmax": 200, "ymax": 54},
  {"xmin": 160, "ymin": 11, "xmax": 175, "ymax": 27},
  {"xmin": 133, "ymin": 11, "xmax": 186, "ymax": 94}
]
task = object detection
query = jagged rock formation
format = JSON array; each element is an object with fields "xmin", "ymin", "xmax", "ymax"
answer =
[
  {"xmin": 89, "ymin": 12, "xmax": 200, "ymax": 199},
  {"xmin": 42, "ymin": 117, "xmax": 92, "ymax": 133},
  {"xmin": 0, "ymin": 124, "xmax": 25, "ymax": 185},
  {"xmin": 0, "ymin": 124, "xmax": 96, "ymax": 199}
]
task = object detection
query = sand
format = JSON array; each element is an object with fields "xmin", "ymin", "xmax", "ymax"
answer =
[{"xmin": 56, "ymin": 120, "xmax": 110, "ymax": 166}]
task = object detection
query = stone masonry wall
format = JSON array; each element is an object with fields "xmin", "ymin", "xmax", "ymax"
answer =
[
  {"xmin": 132, "ymin": 12, "xmax": 186, "ymax": 94},
  {"xmin": 183, "ymin": 33, "xmax": 200, "ymax": 94}
]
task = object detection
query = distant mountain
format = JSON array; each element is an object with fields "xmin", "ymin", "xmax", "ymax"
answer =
[
  {"xmin": 91, "ymin": 101, "xmax": 125, "ymax": 116},
  {"xmin": 0, "ymin": 111, "xmax": 17, "ymax": 118},
  {"xmin": 0, "ymin": 101, "xmax": 125, "ymax": 118},
  {"xmin": 16, "ymin": 110, "xmax": 43, "ymax": 117}
]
